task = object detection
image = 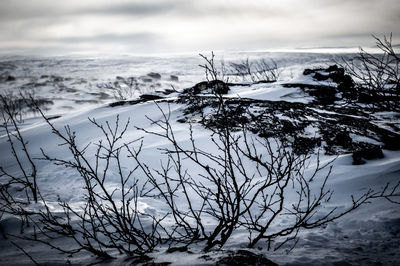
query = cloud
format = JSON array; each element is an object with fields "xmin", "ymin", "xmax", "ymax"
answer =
[
  {"xmin": 0, "ymin": 0, "xmax": 399, "ymax": 55},
  {"xmin": 41, "ymin": 32, "xmax": 158, "ymax": 44},
  {"xmin": 0, "ymin": 0, "xmax": 288, "ymax": 22}
]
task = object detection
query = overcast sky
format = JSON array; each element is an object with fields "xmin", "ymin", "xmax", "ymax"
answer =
[{"xmin": 1, "ymin": 0, "xmax": 399, "ymax": 56}]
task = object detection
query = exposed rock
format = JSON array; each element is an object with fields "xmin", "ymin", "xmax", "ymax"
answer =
[
  {"xmin": 216, "ymin": 250, "xmax": 278, "ymax": 266},
  {"xmin": 353, "ymin": 144, "xmax": 384, "ymax": 165},
  {"xmin": 302, "ymin": 65, "xmax": 357, "ymax": 102},
  {"xmin": 282, "ymin": 83, "xmax": 338, "ymax": 105},
  {"xmin": 50, "ymin": 75, "xmax": 64, "ymax": 82},
  {"xmin": 170, "ymin": 75, "xmax": 179, "ymax": 81},
  {"xmin": 166, "ymin": 246, "xmax": 188, "ymax": 253},
  {"xmin": 326, "ymin": 64, "xmax": 339, "ymax": 72},
  {"xmin": 141, "ymin": 77, "xmax": 153, "ymax": 83},
  {"xmin": 381, "ymin": 133, "xmax": 400, "ymax": 150},
  {"xmin": 313, "ymin": 72, "xmax": 330, "ymax": 81},
  {"xmin": 337, "ymin": 74, "xmax": 356, "ymax": 99},
  {"xmin": 334, "ymin": 131, "xmax": 353, "ymax": 146},
  {"xmin": 107, "ymin": 65, "xmax": 400, "ymax": 159},
  {"xmin": 65, "ymin": 88, "xmax": 79, "ymax": 93},
  {"xmin": 109, "ymin": 101, "xmax": 127, "ymax": 107},
  {"xmin": 109, "ymin": 94, "xmax": 164, "ymax": 107},
  {"xmin": 293, "ymin": 136, "xmax": 322, "ymax": 155},
  {"xmin": 147, "ymin": 72, "xmax": 162, "ymax": 79},
  {"xmin": 183, "ymin": 80, "xmax": 230, "ymax": 95},
  {"xmin": 139, "ymin": 94, "xmax": 164, "ymax": 101},
  {"xmin": 303, "ymin": 68, "xmax": 315, "ymax": 75},
  {"xmin": 161, "ymin": 88, "xmax": 177, "ymax": 95},
  {"xmin": 6, "ymin": 75, "xmax": 15, "ymax": 81},
  {"xmin": 176, "ymin": 93, "xmax": 399, "ymax": 156},
  {"xmin": 303, "ymin": 64, "xmax": 400, "ymax": 111}
]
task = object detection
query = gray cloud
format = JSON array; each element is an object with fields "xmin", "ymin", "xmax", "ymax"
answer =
[
  {"xmin": 0, "ymin": 0, "xmax": 399, "ymax": 55},
  {"xmin": 81, "ymin": 2, "xmax": 180, "ymax": 17},
  {"xmin": 0, "ymin": 0, "xmax": 287, "ymax": 21},
  {"xmin": 0, "ymin": 0, "xmax": 179, "ymax": 21},
  {"xmin": 41, "ymin": 32, "xmax": 158, "ymax": 44}
]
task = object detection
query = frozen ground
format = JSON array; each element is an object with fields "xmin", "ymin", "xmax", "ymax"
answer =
[{"xmin": 0, "ymin": 52, "xmax": 399, "ymax": 265}]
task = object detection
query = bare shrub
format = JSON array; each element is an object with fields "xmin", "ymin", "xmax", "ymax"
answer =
[
  {"xmin": 341, "ymin": 33, "xmax": 400, "ymax": 111},
  {"xmin": 97, "ymin": 77, "xmax": 141, "ymax": 100},
  {"xmin": 0, "ymin": 90, "xmax": 51, "ymax": 121},
  {"xmin": 34, "ymin": 113, "xmax": 165, "ymax": 258},
  {"xmin": 229, "ymin": 58, "xmax": 281, "ymax": 83},
  {"xmin": 0, "ymin": 100, "xmax": 166, "ymax": 260},
  {"xmin": 131, "ymin": 100, "xmax": 400, "ymax": 252},
  {"xmin": 199, "ymin": 52, "xmax": 281, "ymax": 83},
  {"xmin": 199, "ymin": 52, "xmax": 220, "ymax": 81},
  {"xmin": 0, "ymin": 93, "xmax": 38, "ymax": 204}
]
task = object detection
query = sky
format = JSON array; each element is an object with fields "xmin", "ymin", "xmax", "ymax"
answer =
[{"xmin": 0, "ymin": 0, "xmax": 399, "ymax": 56}]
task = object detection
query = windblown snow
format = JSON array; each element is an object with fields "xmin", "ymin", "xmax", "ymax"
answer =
[{"xmin": 0, "ymin": 52, "xmax": 399, "ymax": 266}]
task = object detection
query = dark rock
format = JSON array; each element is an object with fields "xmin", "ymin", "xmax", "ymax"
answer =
[
  {"xmin": 109, "ymin": 101, "xmax": 126, "ymax": 107},
  {"xmin": 282, "ymin": 83, "xmax": 339, "ymax": 104},
  {"xmin": 166, "ymin": 246, "xmax": 188, "ymax": 253},
  {"xmin": 303, "ymin": 65, "xmax": 358, "ymax": 103},
  {"xmin": 308, "ymin": 65, "xmax": 358, "ymax": 102},
  {"xmin": 334, "ymin": 131, "xmax": 352, "ymax": 146},
  {"xmin": 109, "ymin": 94, "xmax": 165, "ymax": 107},
  {"xmin": 162, "ymin": 88, "xmax": 177, "ymax": 95},
  {"xmin": 51, "ymin": 75, "xmax": 63, "ymax": 82},
  {"xmin": 141, "ymin": 77, "xmax": 153, "ymax": 83},
  {"xmin": 381, "ymin": 134, "xmax": 400, "ymax": 150},
  {"xmin": 280, "ymin": 120, "xmax": 300, "ymax": 134},
  {"xmin": 170, "ymin": 75, "xmax": 179, "ymax": 81},
  {"xmin": 329, "ymin": 68, "xmax": 346, "ymax": 83},
  {"xmin": 32, "ymin": 82, "xmax": 47, "ymax": 87},
  {"xmin": 139, "ymin": 94, "xmax": 164, "ymax": 101},
  {"xmin": 337, "ymin": 75, "xmax": 356, "ymax": 98},
  {"xmin": 147, "ymin": 72, "xmax": 162, "ymax": 79},
  {"xmin": 313, "ymin": 72, "xmax": 329, "ymax": 81},
  {"xmin": 353, "ymin": 144, "xmax": 384, "ymax": 165},
  {"xmin": 6, "ymin": 75, "xmax": 15, "ymax": 81},
  {"xmin": 177, "ymin": 76, "xmax": 400, "ymax": 156},
  {"xmin": 307, "ymin": 85, "xmax": 338, "ymax": 105},
  {"xmin": 293, "ymin": 136, "xmax": 321, "ymax": 155},
  {"xmin": 303, "ymin": 68, "xmax": 314, "ymax": 75},
  {"xmin": 216, "ymin": 250, "xmax": 278, "ymax": 266},
  {"xmin": 143, "ymin": 262, "xmax": 171, "ymax": 266},
  {"xmin": 184, "ymin": 80, "xmax": 230, "ymax": 95},
  {"xmin": 326, "ymin": 65, "xmax": 339, "ymax": 72}
]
